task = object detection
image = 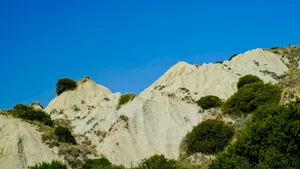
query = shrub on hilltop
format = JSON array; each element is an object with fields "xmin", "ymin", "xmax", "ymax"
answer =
[
  {"xmin": 196, "ymin": 95, "xmax": 223, "ymax": 110},
  {"xmin": 10, "ymin": 104, "xmax": 54, "ymax": 127},
  {"xmin": 186, "ymin": 119, "xmax": 234, "ymax": 155},
  {"xmin": 56, "ymin": 78, "xmax": 77, "ymax": 96}
]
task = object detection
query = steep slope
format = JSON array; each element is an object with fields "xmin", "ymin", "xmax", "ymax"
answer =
[
  {"xmin": 45, "ymin": 48, "xmax": 289, "ymax": 167},
  {"xmin": 140, "ymin": 49, "xmax": 288, "ymax": 100},
  {"xmin": 95, "ymin": 95, "xmax": 201, "ymax": 166},
  {"xmin": 46, "ymin": 79, "xmax": 201, "ymax": 166},
  {"xmin": 0, "ymin": 114, "xmax": 59, "ymax": 169}
]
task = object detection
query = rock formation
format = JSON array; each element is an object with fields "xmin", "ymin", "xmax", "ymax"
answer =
[{"xmin": 44, "ymin": 48, "xmax": 289, "ymax": 166}]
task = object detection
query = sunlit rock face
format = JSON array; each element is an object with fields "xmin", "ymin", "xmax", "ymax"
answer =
[{"xmin": 44, "ymin": 48, "xmax": 288, "ymax": 167}]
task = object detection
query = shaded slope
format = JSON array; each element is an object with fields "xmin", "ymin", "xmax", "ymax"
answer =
[{"xmin": 0, "ymin": 114, "xmax": 58, "ymax": 169}]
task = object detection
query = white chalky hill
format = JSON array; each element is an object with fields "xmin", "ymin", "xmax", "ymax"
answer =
[
  {"xmin": 0, "ymin": 115, "xmax": 58, "ymax": 169},
  {"xmin": 44, "ymin": 48, "xmax": 288, "ymax": 167}
]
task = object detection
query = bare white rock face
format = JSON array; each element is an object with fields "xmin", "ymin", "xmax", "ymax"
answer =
[
  {"xmin": 45, "ymin": 48, "xmax": 288, "ymax": 167},
  {"xmin": 140, "ymin": 48, "xmax": 288, "ymax": 100},
  {"xmin": 0, "ymin": 115, "xmax": 58, "ymax": 169}
]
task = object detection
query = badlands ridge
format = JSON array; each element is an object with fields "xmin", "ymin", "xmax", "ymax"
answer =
[{"xmin": 0, "ymin": 48, "xmax": 292, "ymax": 168}]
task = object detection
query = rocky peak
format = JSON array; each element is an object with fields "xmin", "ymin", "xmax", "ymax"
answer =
[
  {"xmin": 79, "ymin": 76, "xmax": 92, "ymax": 83},
  {"xmin": 30, "ymin": 102, "xmax": 44, "ymax": 110}
]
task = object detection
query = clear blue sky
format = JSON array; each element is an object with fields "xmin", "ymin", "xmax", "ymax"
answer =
[{"xmin": 0, "ymin": 0, "xmax": 299, "ymax": 109}]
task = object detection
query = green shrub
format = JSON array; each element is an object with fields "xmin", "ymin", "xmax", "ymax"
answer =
[
  {"xmin": 209, "ymin": 100, "xmax": 300, "ymax": 169},
  {"xmin": 82, "ymin": 157, "xmax": 124, "ymax": 169},
  {"xmin": 229, "ymin": 54, "xmax": 238, "ymax": 61},
  {"xmin": 119, "ymin": 115, "xmax": 129, "ymax": 123},
  {"xmin": 54, "ymin": 126, "xmax": 77, "ymax": 145},
  {"xmin": 196, "ymin": 95, "xmax": 223, "ymax": 110},
  {"xmin": 222, "ymin": 82, "xmax": 281, "ymax": 116},
  {"xmin": 237, "ymin": 74, "xmax": 262, "ymax": 89},
  {"xmin": 186, "ymin": 119, "xmax": 234, "ymax": 155},
  {"xmin": 28, "ymin": 160, "xmax": 67, "ymax": 169},
  {"xmin": 13, "ymin": 104, "xmax": 30, "ymax": 111},
  {"xmin": 270, "ymin": 46, "xmax": 280, "ymax": 50},
  {"xmin": 10, "ymin": 104, "xmax": 54, "ymax": 127},
  {"xmin": 56, "ymin": 78, "xmax": 77, "ymax": 95},
  {"xmin": 216, "ymin": 61, "xmax": 223, "ymax": 64},
  {"xmin": 82, "ymin": 158, "xmax": 111, "ymax": 169},
  {"xmin": 116, "ymin": 93, "xmax": 136, "ymax": 110},
  {"xmin": 134, "ymin": 155, "xmax": 178, "ymax": 169}
]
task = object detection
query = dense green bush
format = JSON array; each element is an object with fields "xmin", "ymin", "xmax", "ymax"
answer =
[
  {"xmin": 237, "ymin": 74, "xmax": 262, "ymax": 89},
  {"xmin": 82, "ymin": 157, "xmax": 124, "ymax": 169},
  {"xmin": 186, "ymin": 119, "xmax": 234, "ymax": 155},
  {"xmin": 196, "ymin": 95, "xmax": 223, "ymax": 110},
  {"xmin": 229, "ymin": 54, "xmax": 238, "ymax": 61},
  {"xmin": 56, "ymin": 78, "xmax": 77, "ymax": 95},
  {"xmin": 209, "ymin": 100, "xmax": 300, "ymax": 169},
  {"xmin": 116, "ymin": 93, "xmax": 136, "ymax": 110},
  {"xmin": 216, "ymin": 61, "xmax": 223, "ymax": 64},
  {"xmin": 54, "ymin": 126, "xmax": 77, "ymax": 145},
  {"xmin": 134, "ymin": 155, "xmax": 178, "ymax": 169},
  {"xmin": 11, "ymin": 104, "xmax": 54, "ymax": 126},
  {"xmin": 222, "ymin": 82, "xmax": 281, "ymax": 116},
  {"xmin": 82, "ymin": 158, "xmax": 111, "ymax": 169},
  {"xmin": 13, "ymin": 104, "xmax": 30, "ymax": 111},
  {"xmin": 28, "ymin": 160, "xmax": 67, "ymax": 169}
]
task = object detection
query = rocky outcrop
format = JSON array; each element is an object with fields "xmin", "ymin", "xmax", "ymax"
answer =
[{"xmin": 30, "ymin": 102, "xmax": 44, "ymax": 110}]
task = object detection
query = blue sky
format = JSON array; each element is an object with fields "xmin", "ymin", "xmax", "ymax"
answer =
[{"xmin": 0, "ymin": 0, "xmax": 299, "ymax": 109}]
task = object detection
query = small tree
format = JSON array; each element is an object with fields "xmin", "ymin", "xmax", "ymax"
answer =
[
  {"xmin": 135, "ymin": 155, "xmax": 178, "ymax": 169},
  {"xmin": 237, "ymin": 74, "xmax": 262, "ymax": 89},
  {"xmin": 28, "ymin": 161, "xmax": 67, "ymax": 169},
  {"xmin": 196, "ymin": 95, "xmax": 222, "ymax": 110},
  {"xmin": 56, "ymin": 78, "xmax": 77, "ymax": 96},
  {"xmin": 54, "ymin": 126, "xmax": 77, "ymax": 145},
  {"xmin": 186, "ymin": 119, "xmax": 234, "ymax": 155}
]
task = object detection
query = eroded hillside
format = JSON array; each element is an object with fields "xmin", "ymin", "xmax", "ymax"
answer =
[
  {"xmin": 0, "ymin": 112, "xmax": 58, "ymax": 169},
  {"xmin": 44, "ymin": 46, "xmax": 294, "ymax": 167},
  {"xmin": 2, "ymin": 45, "xmax": 300, "ymax": 168}
]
